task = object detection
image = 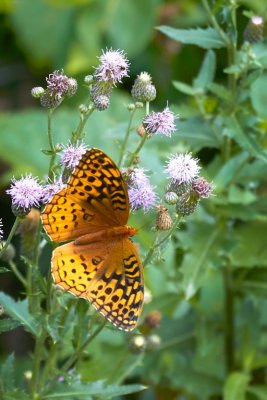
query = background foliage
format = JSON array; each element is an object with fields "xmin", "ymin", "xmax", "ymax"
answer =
[{"xmin": 1, "ymin": 0, "xmax": 267, "ymax": 399}]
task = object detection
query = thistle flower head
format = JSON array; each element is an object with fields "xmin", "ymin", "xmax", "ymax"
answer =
[
  {"xmin": 125, "ymin": 168, "xmax": 157, "ymax": 212},
  {"xmin": 192, "ymin": 177, "xmax": 213, "ymax": 198},
  {"xmin": 61, "ymin": 142, "xmax": 88, "ymax": 170},
  {"xmin": 143, "ymin": 106, "xmax": 177, "ymax": 137},
  {"xmin": 42, "ymin": 178, "xmax": 66, "ymax": 204},
  {"xmin": 165, "ymin": 152, "xmax": 201, "ymax": 184},
  {"xmin": 94, "ymin": 48, "xmax": 130, "ymax": 84},
  {"xmin": 6, "ymin": 174, "xmax": 43, "ymax": 215},
  {"xmin": 244, "ymin": 15, "xmax": 265, "ymax": 43},
  {"xmin": 0, "ymin": 218, "xmax": 3, "ymax": 241},
  {"xmin": 46, "ymin": 70, "xmax": 77, "ymax": 99}
]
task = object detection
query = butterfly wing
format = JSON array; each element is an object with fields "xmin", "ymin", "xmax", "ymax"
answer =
[
  {"xmin": 42, "ymin": 148, "xmax": 129, "ymax": 242},
  {"xmin": 52, "ymin": 238, "xmax": 144, "ymax": 331}
]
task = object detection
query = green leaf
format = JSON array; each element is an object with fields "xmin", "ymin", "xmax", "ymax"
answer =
[
  {"xmin": 156, "ymin": 26, "xmax": 226, "ymax": 49},
  {"xmin": 247, "ymin": 385, "xmax": 267, "ymax": 400},
  {"xmin": 213, "ymin": 152, "xmax": 249, "ymax": 190},
  {"xmin": 0, "ymin": 354, "xmax": 15, "ymax": 392},
  {"xmin": 2, "ymin": 391, "xmax": 31, "ymax": 400},
  {"xmin": 223, "ymin": 116, "xmax": 267, "ymax": 163},
  {"xmin": 43, "ymin": 382, "xmax": 146, "ymax": 398},
  {"xmin": 0, "ymin": 318, "xmax": 21, "ymax": 333},
  {"xmin": 251, "ymin": 74, "xmax": 267, "ymax": 119},
  {"xmin": 223, "ymin": 372, "xmax": 250, "ymax": 400},
  {"xmin": 193, "ymin": 50, "xmax": 216, "ymax": 89},
  {"xmin": 0, "ymin": 266, "xmax": 10, "ymax": 274},
  {"xmin": 173, "ymin": 81, "xmax": 197, "ymax": 96},
  {"xmin": 9, "ymin": 0, "xmax": 74, "ymax": 66},
  {"xmin": 208, "ymin": 82, "xmax": 232, "ymax": 101},
  {"xmin": 0, "ymin": 292, "xmax": 37, "ymax": 335},
  {"xmin": 178, "ymin": 117, "xmax": 220, "ymax": 150}
]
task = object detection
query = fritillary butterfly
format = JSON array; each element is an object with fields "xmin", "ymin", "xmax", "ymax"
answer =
[{"xmin": 41, "ymin": 148, "xmax": 144, "ymax": 331}]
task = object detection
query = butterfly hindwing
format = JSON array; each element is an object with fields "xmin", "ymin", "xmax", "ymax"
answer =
[{"xmin": 52, "ymin": 238, "xmax": 144, "ymax": 331}]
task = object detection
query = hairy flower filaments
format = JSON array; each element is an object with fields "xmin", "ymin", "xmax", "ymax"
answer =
[
  {"xmin": 38, "ymin": 70, "xmax": 77, "ymax": 109},
  {"xmin": 6, "ymin": 174, "xmax": 43, "ymax": 215},
  {"xmin": 0, "ymin": 219, "xmax": 4, "ymax": 241},
  {"xmin": 143, "ymin": 107, "xmax": 177, "ymax": 137},
  {"xmin": 165, "ymin": 153, "xmax": 200, "ymax": 184},
  {"xmin": 124, "ymin": 168, "xmax": 157, "ymax": 212},
  {"xmin": 42, "ymin": 178, "xmax": 66, "ymax": 204},
  {"xmin": 94, "ymin": 49, "xmax": 130, "ymax": 84},
  {"xmin": 61, "ymin": 142, "xmax": 88, "ymax": 170}
]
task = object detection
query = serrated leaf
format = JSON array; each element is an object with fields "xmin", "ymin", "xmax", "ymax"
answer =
[
  {"xmin": 0, "ymin": 354, "xmax": 15, "ymax": 392},
  {"xmin": 0, "ymin": 318, "xmax": 21, "ymax": 333},
  {"xmin": 224, "ymin": 116, "xmax": 267, "ymax": 163},
  {"xmin": 194, "ymin": 50, "xmax": 216, "ymax": 89},
  {"xmin": 156, "ymin": 26, "xmax": 226, "ymax": 49},
  {"xmin": 223, "ymin": 372, "xmax": 249, "ymax": 400},
  {"xmin": 0, "ymin": 292, "xmax": 37, "ymax": 335},
  {"xmin": 43, "ymin": 381, "xmax": 146, "ymax": 398}
]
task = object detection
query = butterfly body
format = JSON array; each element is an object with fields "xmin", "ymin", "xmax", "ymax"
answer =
[{"xmin": 42, "ymin": 148, "xmax": 144, "ymax": 331}]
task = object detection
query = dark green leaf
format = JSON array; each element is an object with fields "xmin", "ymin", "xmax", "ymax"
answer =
[
  {"xmin": 251, "ymin": 74, "xmax": 267, "ymax": 119},
  {"xmin": 173, "ymin": 81, "xmax": 197, "ymax": 95},
  {"xmin": 0, "ymin": 292, "xmax": 37, "ymax": 335},
  {"xmin": 157, "ymin": 26, "xmax": 226, "ymax": 49},
  {"xmin": 0, "ymin": 354, "xmax": 15, "ymax": 392},
  {"xmin": 0, "ymin": 319, "xmax": 21, "ymax": 333}
]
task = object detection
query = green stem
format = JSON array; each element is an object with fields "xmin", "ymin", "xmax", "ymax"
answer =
[
  {"xmin": 127, "ymin": 133, "xmax": 148, "ymax": 167},
  {"xmin": 8, "ymin": 260, "xmax": 27, "ymax": 286},
  {"xmin": 0, "ymin": 217, "xmax": 20, "ymax": 258},
  {"xmin": 158, "ymin": 332, "xmax": 195, "ymax": 351},
  {"xmin": 113, "ymin": 353, "xmax": 144, "ymax": 385},
  {"xmin": 224, "ymin": 263, "xmax": 235, "ymax": 373},
  {"xmin": 71, "ymin": 105, "xmax": 95, "ymax": 144},
  {"xmin": 143, "ymin": 216, "xmax": 181, "ymax": 267},
  {"xmin": 201, "ymin": 0, "xmax": 230, "ymax": 46},
  {"xmin": 118, "ymin": 109, "xmax": 136, "ymax": 168},
  {"xmin": 30, "ymin": 330, "xmax": 47, "ymax": 399},
  {"xmin": 61, "ymin": 320, "xmax": 107, "ymax": 372}
]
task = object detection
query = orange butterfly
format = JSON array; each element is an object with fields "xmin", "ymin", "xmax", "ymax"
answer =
[{"xmin": 41, "ymin": 148, "xmax": 144, "ymax": 331}]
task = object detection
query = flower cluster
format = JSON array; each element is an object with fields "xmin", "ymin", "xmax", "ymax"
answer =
[
  {"xmin": 143, "ymin": 106, "xmax": 177, "ymax": 138},
  {"xmin": 32, "ymin": 70, "xmax": 77, "ymax": 109},
  {"xmin": 90, "ymin": 49, "xmax": 130, "ymax": 111},
  {"xmin": 164, "ymin": 153, "xmax": 212, "ymax": 216},
  {"xmin": 123, "ymin": 168, "xmax": 157, "ymax": 212}
]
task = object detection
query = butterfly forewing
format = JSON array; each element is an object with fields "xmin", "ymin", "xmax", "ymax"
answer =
[{"xmin": 42, "ymin": 148, "xmax": 129, "ymax": 242}]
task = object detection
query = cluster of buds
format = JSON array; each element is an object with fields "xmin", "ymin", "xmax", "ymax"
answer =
[
  {"xmin": 164, "ymin": 153, "xmax": 213, "ymax": 216},
  {"xmin": 32, "ymin": 70, "xmax": 77, "ymax": 109}
]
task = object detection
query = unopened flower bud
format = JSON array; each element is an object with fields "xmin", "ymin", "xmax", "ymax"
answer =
[
  {"xmin": 136, "ymin": 124, "xmax": 146, "ymax": 137},
  {"xmin": 176, "ymin": 191, "xmax": 199, "ymax": 216},
  {"xmin": 127, "ymin": 103, "xmax": 135, "ymax": 111},
  {"xmin": 0, "ymin": 242, "xmax": 16, "ymax": 262},
  {"xmin": 84, "ymin": 75, "xmax": 94, "ymax": 85},
  {"xmin": 79, "ymin": 104, "xmax": 88, "ymax": 114},
  {"xmin": 92, "ymin": 94, "xmax": 110, "ymax": 111},
  {"xmin": 244, "ymin": 16, "xmax": 265, "ymax": 43},
  {"xmin": 164, "ymin": 191, "xmax": 178, "ymax": 205},
  {"xmin": 131, "ymin": 72, "xmax": 156, "ymax": 102},
  {"xmin": 65, "ymin": 78, "xmax": 78, "ymax": 97},
  {"xmin": 40, "ymin": 90, "xmax": 61, "ymax": 109},
  {"xmin": 31, "ymin": 86, "xmax": 45, "ymax": 99},
  {"xmin": 128, "ymin": 334, "xmax": 147, "ymax": 354},
  {"xmin": 18, "ymin": 209, "xmax": 40, "ymax": 260},
  {"xmin": 143, "ymin": 310, "xmax": 162, "ymax": 329},
  {"xmin": 155, "ymin": 205, "xmax": 172, "ymax": 230},
  {"xmin": 135, "ymin": 102, "xmax": 144, "ymax": 109},
  {"xmin": 146, "ymin": 334, "xmax": 161, "ymax": 351}
]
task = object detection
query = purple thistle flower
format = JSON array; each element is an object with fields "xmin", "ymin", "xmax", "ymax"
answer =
[
  {"xmin": 42, "ymin": 178, "xmax": 66, "ymax": 204},
  {"xmin": 94, "ymin": 49, "xmax": 129, "ymax": 84},
  {"xmin": 0, "ymin": 218, "xmax": 3, "ymax": 241},
  {"xmin": 165, "ymin": 153, "xmax": 201, "ymax": 184},
  {"xmin": 143, "ymin": 106, "xmax": 177, "ymax": 137},
  {"xmin": 46, "ymin": 70, "xmax": 77, "ymax": 100},
  {"xmin": 6, "ymin": 174, "xmax": 43, "ymax": 212},
  {"xmin": 126, "ymin": 168, "xmax": 157, "ymax": 212},
  {"xmin": 61, "ymin": 142, "xmax": 88, "ymax": 169}
]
